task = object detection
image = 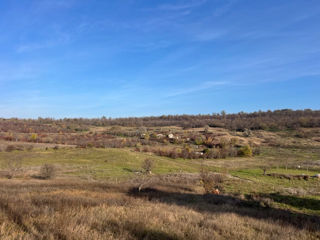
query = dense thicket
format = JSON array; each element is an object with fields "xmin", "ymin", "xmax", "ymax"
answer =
[{"xmin": 0, "ymin": 109, "xmax": 319, "ymax": 132}]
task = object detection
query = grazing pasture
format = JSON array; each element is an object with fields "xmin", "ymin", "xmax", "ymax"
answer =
[{"xmin": 0, "ymin": 111, "xmax": 319, "ymax": 239}]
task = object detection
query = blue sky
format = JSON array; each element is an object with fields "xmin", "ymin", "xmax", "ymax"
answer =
[{"xmin": 0, "ymin": 0, "xmax": 319, "ymax": 118}]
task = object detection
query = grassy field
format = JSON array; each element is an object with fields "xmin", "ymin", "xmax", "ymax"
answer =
[
  {"xmin": 0, "ymin": 177, "xmax": 318, "ymax": 240},
  {"xmin": 0, "ymin": 147, "xmax": 202, "ymax": 179},
  {"xmin": 0, "ymin": 130, "xmax": 319, "ymax": 239},
  {"xmin": 0, "ymin": 146, "xmax": 319, "ymax": 211}
]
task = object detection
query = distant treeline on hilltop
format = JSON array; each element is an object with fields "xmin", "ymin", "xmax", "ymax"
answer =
[{"xmin": 1, "ymin": 109, "xmax": 319, "ymax": 132}]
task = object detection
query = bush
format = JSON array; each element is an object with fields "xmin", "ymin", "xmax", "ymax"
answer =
[
  {"xmin": 195, "ymin": 137, "xmax": 204, "ymax": 145},
  {"xmin": 39, "ymin": 164, "xmax": 56, "ymax": 179},
  {"xmin": 253, "ymin": 146, "xmax": 261, "ymax": 155},
  {"xmin": 238, "ymin": 145, "xmax": 253, "ymax": 157},
  {"xmin": 30, "ymin": 133, "xmax": 38, "ymax": 142},
  {"xmin": 26, "ymin": 145, "xmax": 34, "ymax": 151},
  {"xmin": 141, "ymin": 158, "xmax": 155, "ymax": 174},
  {"xmin": 5, "ymin": 145, "xmax": 24, "ymax": 152},
  {"xmin": 200, "ymin": 168, "xmax": 225, "ymax": 194},
  {"xmin": 168, "ymin": 149, "xmax": 179, "ymax": 159}
]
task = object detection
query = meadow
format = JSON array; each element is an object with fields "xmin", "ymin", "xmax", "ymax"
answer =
[{"xmin": 0, "ymin": 110, "xmax": 319, "ymax": 239}]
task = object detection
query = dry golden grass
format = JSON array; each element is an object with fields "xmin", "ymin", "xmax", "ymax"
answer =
[{"xmin": 0, "ymin": 178, "xmax": 318, "ymax": 240}]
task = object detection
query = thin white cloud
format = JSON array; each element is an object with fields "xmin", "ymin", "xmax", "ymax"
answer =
[
  {"xmin": 34, "ymin": 0, "xmax": 74, "ymax": 11},
  {"xmin": 126, "ymin": 40, "xmax": 173, "ymax": 52},
  {"xmin": 0, "ymin": 62, "xmax": 43, "ymax": 84},
  {"xmin": 193, "ymin": 30, "xmax": 227, "ymax": 42},
  {"xmin": 17, "ymin": 41, "xmax": 55, "ymax": 53},
  {"xmin": 157, "ymin": 0, "xmax": 207, "ymax": 11},
  {"xmin": 166, "ymin": 81, "xmax": 228, "ymax": 97},
  {"xmin": 213, "ymin": 0, "xmax": 237, "ymax": 17},
  {"xmin": 16, "ymin": 28, "xmax": 71, "ymax": 53}
]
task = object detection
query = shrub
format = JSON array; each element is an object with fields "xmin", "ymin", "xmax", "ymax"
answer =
[
  {"xmin": 26, "ymin": 145, "xmax": 34, "ymax": 151},
  {"xmin": 195, "ymin": 137, "xmax": 204, "ymax": 145},
  {"xmin": 200, "ymin": 169, "xmax": 214, "ymax": 194},
  {"xmin": 30, "ymin": 133, "xmax": 38, "ymax": 142},
  {"xmin": 204, "ymin": 137, "xmax": 214, "ymax": 148},
  {"xmin": 230, "ymin": 137, "xmax": 239, "ymax": 146},
  {"xmin": 261, "ymin": 166, "xmax": 270, "ymax": 175},
  {"xmin": 200, "ymin": 168, "xmax": 225, "ymax": 194},
  {"xmin": 142, "ymin": 146, "xmax": 150, "ymax": 153},
  {"xmin": 253, "ymin": 146, "xmax": 261, "ymax": 155},
  {"xmin": 5, "ymin": 144, "xmax": 24, "ymax": 152},
  {"xmin": 141, "ymin": 158, "xmax": 155, "ymax": 174},
  {"xmin": 39, "ymin": 164, "xmax": 56, "ymax": 179},
  {"xmin": 5, "ymin": 145, "xmax": 15, "ymax": 152},
  {"xmin": 168, "ymin": 149, "xmax": 179, "ymax": 159},
  {"xmin": 238, "ymin": 145, "xmax": 253, "ymax": 157}
]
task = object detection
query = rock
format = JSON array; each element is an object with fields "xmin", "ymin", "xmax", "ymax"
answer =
[{"xmin": 156, "ymin": 134, "xmax": 164, "ymax": 138}]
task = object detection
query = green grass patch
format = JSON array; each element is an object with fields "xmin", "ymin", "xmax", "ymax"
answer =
[{"xmin": 0, "ymin": 147, "xmax": 201, "ymax": 179}]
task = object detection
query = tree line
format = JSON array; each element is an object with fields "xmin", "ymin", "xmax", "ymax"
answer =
[{"xmin": 0, "ymin": 109, "xmax": 319, "ymax": 132}]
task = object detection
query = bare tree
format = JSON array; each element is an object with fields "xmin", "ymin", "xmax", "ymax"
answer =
[
  {"xmin": 141, "ymin": 158, "xmax": 155, "ymax": 175},
  {"xmin": 39, "ymin": 164, "xmax": 56, "ymax": 179}
]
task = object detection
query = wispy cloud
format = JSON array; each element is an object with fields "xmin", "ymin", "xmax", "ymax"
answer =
[
  {"xmin": 128, "ymin": 40, "xmax": 173, "ymax": 52},
  {"xmin": 0, "ymin": 62, "xmax": 43, "ymax": 84},
  {"xmin": 156, "ymin": 0, "xmax": 207, "ymax": 11},
  {"xmin": 0, "ymin": 0, "xmax": 318, "ymax": 117},
  {"xmin": 33, "ymin": 0, "xmax": 74, "ymax": 11},
  {"xmin": 166, "ymin": 81, "xmax": 228, "ymax": 97},
  {"xmin": 213, "ymin": 0, "xmax": 237, "ymax": 17},
  {"xmin": 16, "ymin": 26, "xmax": 71, "ymax": 53},
  {"xmin": 17, "ymin": 40, "xmax": 60, "ymax": 53},
  {"xmin": 193, "ymin": 30, "xmax": 227, "ymax": 42}
]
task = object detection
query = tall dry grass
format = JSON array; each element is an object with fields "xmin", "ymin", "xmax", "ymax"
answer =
[{"xmin": 0, "ymin": 178, "xmax": 318, "ymax": 240}]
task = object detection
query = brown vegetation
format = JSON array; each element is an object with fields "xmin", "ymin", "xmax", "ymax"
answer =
[
  {"xmin": 141, "ymin": 158, "xmax": 155, "ymax": 174},
  {"xmin": 39, "ymin": 164, "xmax": 56, "ymax": 179},
  {"xmin": 266, "ymin": 173, "xmax": 310, "ymax": 181},
  {"xmin": 0, "ymin": 109, "xmax": 319, "ymax": 238},
  {"xmin": 200, "ymin": 168, "xmax": 225, "ymax": 194},
  {"xmin": 0, "ymin": 178, "xmax": 318, "ymax": 239},
  {"xmin": 1, "ymin": 110, "xmax": 319, "ymax": 161}
]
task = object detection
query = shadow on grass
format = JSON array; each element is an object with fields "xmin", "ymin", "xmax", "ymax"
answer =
[
  {"xmin": 123, "ymin": 168, "xmax": 141, "ymax": 174},
  {"xmin": 0, "ymin": 200, "xmax": 32, "ymax": 234},
  {"xmin": 127, "ymin": 187, "xmax": 320, "ymax": 232},
  {"xmin": 0, "ymin": 198, "xmax": 71, "ymax": 240},
  {"xmin": 31, "ymin": 174, "xmax": 48, "ymax": 180},
  {"xmin": 263, "ymin": 193, "xmax": 320, "ymax": 211},
  {"xmin": 93, "ymin": 220, "xmax": 181, "ymax": 240}
]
